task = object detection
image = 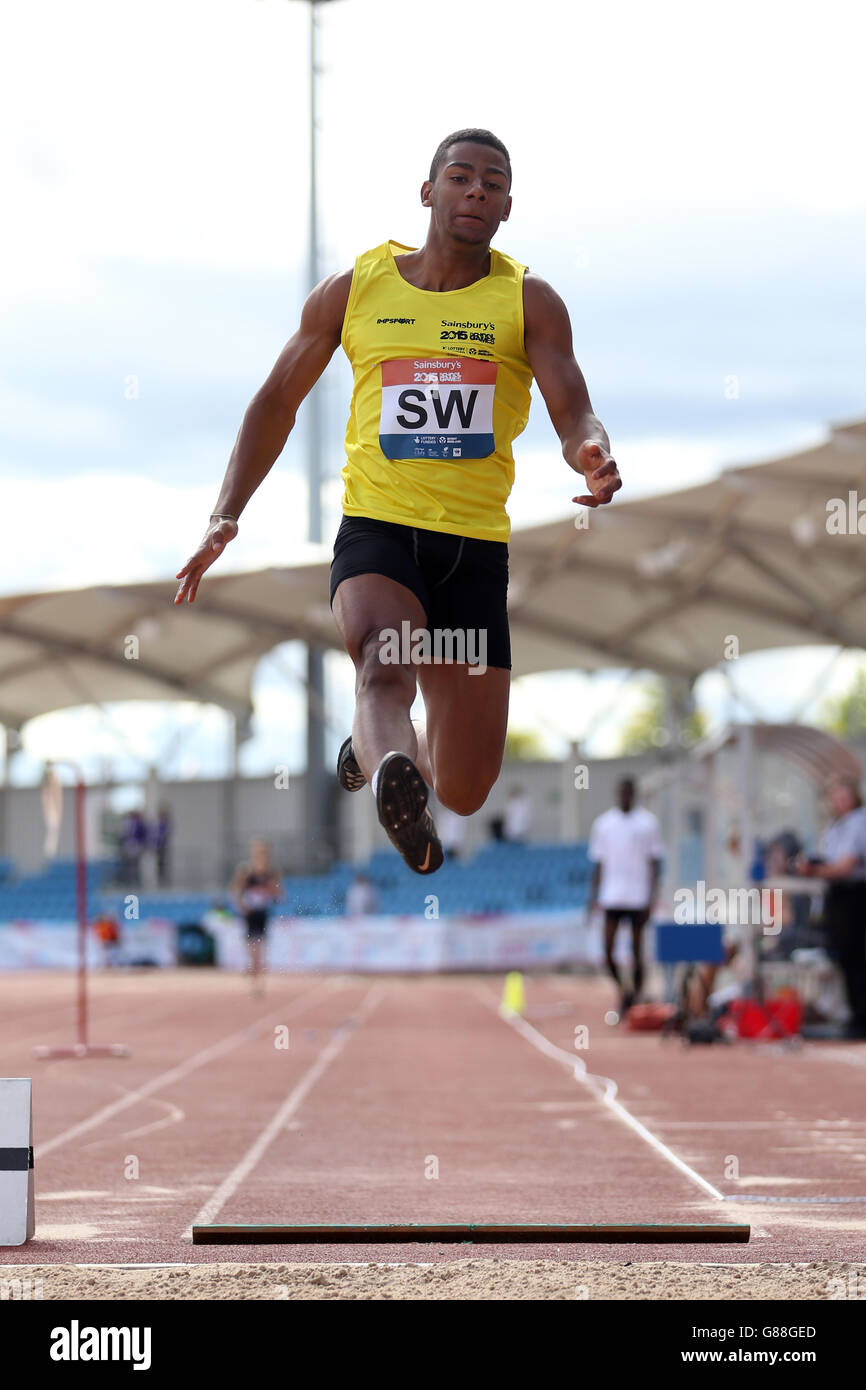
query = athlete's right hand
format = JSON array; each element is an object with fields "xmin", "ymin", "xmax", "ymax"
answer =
[{"xmin": 174, "ymin": 517, "xmax": 239, "ymax": 605}]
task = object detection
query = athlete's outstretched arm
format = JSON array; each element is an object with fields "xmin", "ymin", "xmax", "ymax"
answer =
[
  {"xmin": 523, "ymin": 273, "xmax": 621, "ymax": 508},
  {"xmin": 174, "ymin": 268, "xmax": 353, "ymax": 604}
]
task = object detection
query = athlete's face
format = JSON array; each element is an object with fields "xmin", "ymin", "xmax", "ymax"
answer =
[{"xmin": 422, "ymin": 141, "xmax": 512, "ymax": 244}]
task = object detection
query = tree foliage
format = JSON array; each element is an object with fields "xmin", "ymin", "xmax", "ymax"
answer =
[
  {"xmin": 818, "ymin": 664, "xmax": 866, "ymax": 739},
  {"xmin": 503, "ymin": 726, "xmax": 547, "ymax": 760},
  {"xmin": 616, "ymin": 677, "xmax": 708, "ymax": 755}
]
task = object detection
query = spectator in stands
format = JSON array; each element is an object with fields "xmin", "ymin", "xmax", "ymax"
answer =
[
  {"xmin": 765, "ymin": 828, "xmax": 803, "ymax": 877},
  {"xmin": 345, "ymin": 872, "xmax": 379, "ymax": 916},
  {"xmin": 503, "ymin": 786, "xmax": 532, "ymax": 844},
  {"xmin": 120, "ymin": 810, "xmax": 149, "ymax": 886},
  {"xmin": 587, "ymin": 777, "xmax": 665, "ymax": 1016},
  {"xmin": 152, "ymin": 804, "xmax": 173, "ymax": 886},
  {"xmin": 796, "ymin": 775, "xmax": 866, "ymax": 1040}
]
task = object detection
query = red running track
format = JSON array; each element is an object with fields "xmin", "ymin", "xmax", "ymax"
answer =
[{"xmin": 1, "ymin": 969, "xmax": 865, "ymax": 1265}]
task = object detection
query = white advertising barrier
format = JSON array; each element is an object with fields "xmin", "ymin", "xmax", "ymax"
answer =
[
  {"xmin": 203, "ymin": 909, "xmax": 595, "ymax": 973},
  {"xmin": 0, "ymin": 909, "xmax": 651, "ymax": 973},
  {"xmin": 0, "ymin": 920, "xmax": 177, "ymax": 970},
  {"xmin": 0, "ymin": 1078, "xmax": 34, "ymax": 1246}
]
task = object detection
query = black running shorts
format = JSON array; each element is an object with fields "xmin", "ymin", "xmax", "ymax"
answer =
[
  {"xmin": 603, "ymin": 907, "xmax": 651, "ymax": 926},
  {"xmin": 245, "ymin": 910, "xmax": 268, "ymax": 939},
  {"xmin": 329, "ymin": 514, "xmax": 511, "ymax": 671}
]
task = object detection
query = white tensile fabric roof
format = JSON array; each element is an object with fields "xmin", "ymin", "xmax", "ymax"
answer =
[
  {"xmin": 508, "ymin": 416, "xmax": 866, "ymax": 680},
  {"xmin": 1, "ymin": 418, "xmax": 864, "ymax": 729}
]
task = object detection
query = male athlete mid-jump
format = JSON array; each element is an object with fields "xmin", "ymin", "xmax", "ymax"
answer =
[{"xmin": 175, "ymin": 128, "xmax": 621, "ymax": 876}]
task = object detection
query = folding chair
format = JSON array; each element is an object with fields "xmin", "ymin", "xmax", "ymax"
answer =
[{"xmin": 654, "ymin": 922, "xmax": 727, "ymax": 1044}]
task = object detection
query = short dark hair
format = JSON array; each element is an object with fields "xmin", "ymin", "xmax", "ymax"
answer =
[
  {"xmin": 429, "ymin": 128, "xmax": 512, "ymax": 186},
  {"xmin": 829, "ymin": 775, "xmax": 863, "ymax": 808}
]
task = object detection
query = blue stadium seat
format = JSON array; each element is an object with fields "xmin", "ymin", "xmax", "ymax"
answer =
[{"xmin": 0, "ymin": 841, "xmax": 594, "ymax": 924}]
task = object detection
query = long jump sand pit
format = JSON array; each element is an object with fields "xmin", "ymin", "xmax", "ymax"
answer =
[
  {"xmin": 7, "ymin": 972, "xmax": 866, "ymax": 1305},
  {"xmin": 3, "ymin": 1260, "xmax": 862, "ymax": 1300}
]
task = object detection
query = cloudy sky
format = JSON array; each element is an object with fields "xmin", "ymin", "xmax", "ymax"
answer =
[{"xmin": 2, "ymin": 0, "xmax": 864, "ymax": 791}]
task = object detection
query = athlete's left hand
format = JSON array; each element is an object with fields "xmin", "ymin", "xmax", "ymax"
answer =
[{"xmin": 572, "ymin": 442, "xmax": 622, "ymax": 507}]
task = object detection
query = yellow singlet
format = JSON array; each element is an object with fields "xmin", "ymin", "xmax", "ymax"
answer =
[{"xmin": 339, "ymin": 239, "xmax": 533, "ymax": 543}]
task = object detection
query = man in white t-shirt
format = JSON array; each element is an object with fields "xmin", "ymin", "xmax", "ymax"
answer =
[
  {"xmin": 587, "ymin": 778, "xmax": 665, "ymax": 1013},
  {"xmin": 503, "ymin": 786, "xmax": 532, "ymax": 843}
]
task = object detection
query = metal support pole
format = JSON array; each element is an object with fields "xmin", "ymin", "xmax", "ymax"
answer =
[
  {"xmin": 34, "ymin": 760, "xmax": 129, "ymax": 1059},
  {"xmin": 303, "ymin": 0, "xmax": 333, "ymax": 869},
  {"xmin": 223, "ymin": 714, "xmax": 241, "ymax": 887},
  {"xmin": 306, "ymin": 0, "xmax": 322, "ymax": 548},
  {"xmin": 74, "ymin": 778, "xmax": 87, "ymax": 1047},
  {"xmin": 704, "ymin": 748, "xmax": 719, "ymax": 888}
]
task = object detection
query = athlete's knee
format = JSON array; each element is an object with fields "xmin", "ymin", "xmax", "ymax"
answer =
[{"xmin": 434, "ymin": 772, "xmax": 495, "ymax": 817}]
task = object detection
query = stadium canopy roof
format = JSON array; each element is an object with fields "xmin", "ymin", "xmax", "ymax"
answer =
[
  {"xmin": 687, "ymin": 721, "xmax": 862, "ymax": 784},
  {"xmin": 1, "ymin": 417, "xmax": 864, "ymax": 729}
]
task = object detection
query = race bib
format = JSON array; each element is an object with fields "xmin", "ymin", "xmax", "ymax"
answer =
[
  {"xmin": 242, "ymin": 887, "xmax": 271, "ymax": 910},
  {"xmin": 379, "ymin": 358, "xmax": 497, "ymax": 460}
]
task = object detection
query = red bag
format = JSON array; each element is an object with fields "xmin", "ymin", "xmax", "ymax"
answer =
[
  {"xmin": 626, "ymin": 1003, "xmax": 677, "ymax": 1031},
  {"xmin": 726, "ymin": 991, "xmax": 802, "ymax": 1039}
]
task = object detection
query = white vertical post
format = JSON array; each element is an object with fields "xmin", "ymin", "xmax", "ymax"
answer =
[
  {"xmin": 142, "ymin": 764, "xmax": 159, "ymax": 891},
  {"xmin": 705, "ymin": 748, "xmax": 719, "ymax": 888},
  {"xmin": 668, "ymin": 762, "xmax": 683, "ymax": 901},
  {"xmin": 737, "ymin": 724, "xmax": 755, "ymax": 885},
  {"xmin": 736, "ymin": 723, "xmax": 758, "ymax": 985},
  {"xmin": 0, "ymin": 1079, "xmax": 35, "ymax": 1246},
  {"xmin": 561, "ymin": 741, "xmax": 581, "ymax": 842}
]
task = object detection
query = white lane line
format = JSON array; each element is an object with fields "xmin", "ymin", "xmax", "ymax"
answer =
[
  {"xmin": 476, "ymin": 989, "xmax": 724, "ymax": 1202},
  {"xmin": 182, "ymin": 984, "xmax": 386, "ymax": 1240},
  {"xmin": 67, "ymin": 1262, "xmax": 436, "ymax": 1273},
  {"xmin": 113, "ymin": 1098, "xmax": 187, "ymax": 1144},
  {"xmin": 4, "ymin": 1262, "xmax": 434, "ymax": 1271},
  {"xmin": 74, "ymin": 1263, "xmax": 194, "ymax": 1269},
  {"xmin": 807, "ymin": 1048, "xmax": 866, "ymax": 1069},
  {"xmin": 36, "ymin": 978, "xmax": 345, "ymax": 1159},
  {"xmin": 723, "ymin": 1195, "xmax": 866, "ymax": 1204}
]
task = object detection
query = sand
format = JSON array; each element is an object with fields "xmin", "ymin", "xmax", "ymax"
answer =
[{"xmin": 2, "ymin": 1260, "xmax": 864, "ymax": 1300}]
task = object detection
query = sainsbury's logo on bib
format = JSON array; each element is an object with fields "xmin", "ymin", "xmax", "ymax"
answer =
[{"xmin": 379, "ymin": 357, "xmax": 497, "ymax": 461}]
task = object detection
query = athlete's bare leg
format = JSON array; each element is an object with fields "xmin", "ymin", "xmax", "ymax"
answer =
[
  {"xmin": 630, "ymin": 910, "xmax": 649, "ymax": 999},
  {"xmin": 603, "ymin": 911, "xmax": 622, "ymax": 988},
  {"xmin": 248, "ymin": 937, "xmax": 265, "ymax": 994},
  {"xmin": 332, "ymin": 573, "xmax": 434, "ymax": 784},
  {"xmin": 332, "ymin": 572, "xmax": 510, "ymax": 812},
  {"xmin": 416, "ymin": 660, "xmax": 510, "ymax": 814}
]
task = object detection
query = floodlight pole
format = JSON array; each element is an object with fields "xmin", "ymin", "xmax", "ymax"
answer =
[
  {"xmin": 294, "ymin": 0, "xmax": 340, "ymax": 870},
  {"xmin": 34, "ymin": 760, "xmax": 129, "ymax": 1060}
]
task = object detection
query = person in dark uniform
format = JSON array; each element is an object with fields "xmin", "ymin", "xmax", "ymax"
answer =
[
  {"xmin": 152, "ymin": 804, "xmax": 173, "ymax": 887},
  {"xmin": 230, "ymin": 840, "xmax": 283, "ymax": 995},
  {"xmin": 796, "ymin": 775, "xmax": 866, "ymax": 1039}
]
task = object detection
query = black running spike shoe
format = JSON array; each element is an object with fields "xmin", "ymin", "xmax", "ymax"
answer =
[
  {"xmin": 337, "ymin": 736, "xmax": 366, "ymax": 792},
  {"xmin": 375, "ymin": 751, "xmax": 443, "ymax": 875}
]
